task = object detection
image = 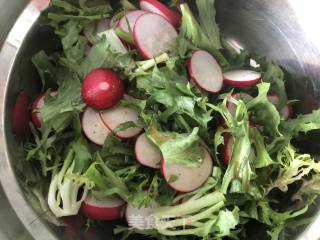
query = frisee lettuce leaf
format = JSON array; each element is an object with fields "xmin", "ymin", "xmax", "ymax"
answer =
[{"xmin": 147, "ymin": 126, "xmax": 204, "ymax": 167}]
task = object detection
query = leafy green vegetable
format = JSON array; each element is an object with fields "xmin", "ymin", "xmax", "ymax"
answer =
[
  {"xmin": 266, "ymin": 146, "xmax": 320, "ymax": 193},
  {"xmin": 247, "ymin": 82, "xmax": 281, "ymax": 137},
  {"xmin": 147, "ymin": 126, "xmax": 204, "ymax": 167},
  {"xmin": 23, "ymin": 0, "xmax": 320, "ymax": 239},
  {"xmin": 179, "ymin": 0, "xmax": 228, "ymax": 66},
  {"xmin": 250, "ymin": 127, "xmax": 274, "ymax": 168},
  {"xmin": 39, "ymin": 72, "xmax": 85, "ymax": 132},
  {"xmin": 47, "ymin": 148, "xmax": 92, "ymax": 217}
]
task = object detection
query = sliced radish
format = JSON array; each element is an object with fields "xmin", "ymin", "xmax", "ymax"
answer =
[
  {"xmin": 82, "ymin": 107, "xmax": 110, "ymax": 145},
  {"xmin": 222, "ymin": 133, "xmax": 233, "ymax": 165},
  {"xmin": 161, "ymin": 146, "xmax": 213, "ymax": 192},
  {"xmin": 31, "ymin": 91, "xmax": 57, "ymax": 128},
  {"xmin": 224, "ymin": 70, "xmax": 261, "ymax": 88},
  {"xmin": 281, "ymin": 104, "xmax": 293, "ymax": 120},
  {"xmin": 12, "ymin": 91, "xmax": 31, "ymax": 138},
  {"xmin": 133, "ymin": 13, "xmax": 178, "ymax": 59},
  {"xmin": 188, "ymin": 50, "xmax": 223, "ymax": 93},
  {"xmin": 135, "ymin": 133, "xmax": 162, "ymax": 169},
  {"xmin": 31, "ymin": 95, "xmax": 43, "ymax": 128},
  {"xmin": 126, "ymin": 202, "xmax": 159, "ymax": 229},
  {"xmin": 119, "ymin": 10, "xmax": 147, "ymax": 34},
  {"xmin": 81, "ymin": 193, "xmax": 125, "ymax": 221},
  {"xmin": 267, "ymin": 93, "xmax": 280, "ymax": 105},
  {"xmin": 227, "ymin": 93, "xmax": 253, "ymax": 116},
  {"xmin": 267, "ymin": 93, "xmax": 293, "ymax": 120},
  {"xmin": 140, "ymin": 0, "xmax": 181, "ymax": 28},
  {"xmin": 100, "ymin": 104, "xmax": 142, "ymax": 139}
]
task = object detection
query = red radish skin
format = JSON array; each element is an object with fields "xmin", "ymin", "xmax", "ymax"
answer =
[
  {"xmin": 125, "ymin": 202, "xmax": 159, "ymax": 229},
  {"xmin": 223, "ymin": 70, "xmax": 261, "ymax": 88},
  {"xmin": 81, "ymin": 194, "xmax": 125, "ymax": 221},
  {"xmin": 161, "ymin": 146, "xmax": 213, "ymax": 192},
  {"xmin": 12, "ymin": 91, "xmax": 31, "ymax": 139},
  {"xmin": 31, "ymin": 91, "xmax": 57, "ymax": 128},
  {"xmin": 82, "ymin": 107, "xmax": 110, "ymax": 145},
  {"xmin": 139, "ymin": 0, "xmax": 181, "ymax": 28},
  {"xmin": 227, "ymin": 93, "xmax": 253, "ymax": 116},
  {"xmin": 100, "ymin": 104, "xmax": 142, "ymax": 139},
  {"xmin": 31, "ymin": 95, "xmax": 44, "ymax": 128},
  {"xmin": 135, "ymin": 133, "xmax": 162, "ymax": 169},
  {"xmin": 133, "ymin": 13, "xmax": 178, "ymax": 59},
  {"xmin": 82, "ymin": 68, "xmax": 124, "ymax": 110},
  {"xmin": 119, "ymin": 10, "xmax": 148, "ymax": 34},
  {"xmin": 222, "ymin": 133, "xmax": 233, "ymax": 165},
  {"xmin": 188, "ymin": 50, "xmax": 223, "ymax": 93}
]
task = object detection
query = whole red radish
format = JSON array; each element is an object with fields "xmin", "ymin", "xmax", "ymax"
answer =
[
  {"xmin": 12, "ymin": 90, "xmax": 31, "ymax": 139},
  {"xmin": 82, "ymin": 68, "xmax": 124, "ymax": 110}
]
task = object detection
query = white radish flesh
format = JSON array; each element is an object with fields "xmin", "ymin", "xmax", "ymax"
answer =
[
  {"xmin": 224, "ymin": 70, "xmax": 261, "ymax": 88},
  {"xmin": 135, "ymin": 133, "xmax": 162, "ymax": 169},
  {"xmin": 161, "ymin": 146, "xmax": 213, "ymax": 192},
  {"xmin": 82, "ymin": 107, "xmax": 110, "ymax": 146},
  {"xmin": 140, "ymin": 0, "xmax": 181, "ymax": 27},
  {"xmin": 100, "ymin": 105, "xmax": 142, "ymax": 139},
  {"xmin": 98, "ymin": 29, "xmax": 128, "ymax": 54},
  {"xmin": 81, "ymin": 194, "xmax": 125, "ymax": 220},
  {"xmin": 188, "ymin": 50, "xmax": 223, "ymax": 93},
  {"xmin": 133, "ymin": 13, "xmax": 178, "ymax": 59},
  {"xmin": 119, "ymin": 10, "xmax": 147, "ymax": 33}
]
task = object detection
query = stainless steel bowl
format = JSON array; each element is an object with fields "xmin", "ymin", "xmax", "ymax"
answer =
[{"xmin": 1, "ymin": 0, "xmax": 320, "ymax": 239}]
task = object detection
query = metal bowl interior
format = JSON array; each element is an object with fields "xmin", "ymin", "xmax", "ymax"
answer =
[{"xmin": 1, "ymin": 0, "xmax": 320, "ymax": 240}]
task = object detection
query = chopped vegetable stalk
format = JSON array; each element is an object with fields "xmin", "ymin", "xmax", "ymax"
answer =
[{"xmin": 48, "ymin": 150, "xmax": 90, "ymax": 217}]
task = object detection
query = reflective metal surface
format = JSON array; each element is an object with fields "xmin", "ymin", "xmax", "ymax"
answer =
[{"xmin": 1, "ymin": 0, "xmax": 320, "ymax": 239}]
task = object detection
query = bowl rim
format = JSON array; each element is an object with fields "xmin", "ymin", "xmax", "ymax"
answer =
[{"xmin": 0, "ymin": 1, "xmax": 319, "ymax": 240}]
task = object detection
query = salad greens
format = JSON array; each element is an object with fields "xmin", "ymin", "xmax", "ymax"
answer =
[{"xmin": 17, "ymin": 0, "xmax": 320, "ymax": 239}]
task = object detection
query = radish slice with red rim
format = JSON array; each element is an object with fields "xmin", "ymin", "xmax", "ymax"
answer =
[
  {"xmin": 227, "ymin": 93, "xmax": 253, "ymax": 116},
  {"xmin": 281, "ymin": 104, "xmax": 293, "ymax": 120},
  {"xmin": 139, "ymin": 0, "xmax": 181, "ymax": 27},
  {"xmin": 81, "ymin": 194, "xmax": 125, "ymax": 221},
  {"xmin": 100, "ymin": 104, "xmax": 142, "ymax": 139},
  {"xmin": 188, "ymin": 50, "xmax": 223, "ymax": 93},
  {"xmin": 125, "ymin": 202, "xmax": 159, "ymax": 229},
  {"xmin": 119, "ymin": 10, "xmax": 147, "ymax": 34},
  {"xmin": 133, "ymin": 13, "xmax": 178, "ymax": 59},
  {"xmin": 222, "ymin": 133, "xmax": 233, "ymax": 165},
  {"xmin": 161, "ymin": 146, "xmax": 213, "ymax": 192},
  {"xmin": 82, "ymin": 107, "xmax": 110, "ymax": 146},
  {"xmin": 135, "ymin": 133, "xmax": 162, "ymax": 169},
  {"xmin": 31, "ymin": 91, "xmax": 57, "ymax": 128},
  {"xmin": 224, "ymin": 70, "xmax": 261, "ymax": 88}
]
